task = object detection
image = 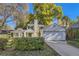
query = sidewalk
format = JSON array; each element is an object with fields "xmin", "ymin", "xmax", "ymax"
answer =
[{"xmin": 45, "ymin": 40, "xmax": 79, "ymax": 56}]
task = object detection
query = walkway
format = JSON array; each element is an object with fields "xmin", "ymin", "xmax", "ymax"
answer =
[{"xmin": 45, "ymin": 40, "xmax": 79, "ymax": 56}]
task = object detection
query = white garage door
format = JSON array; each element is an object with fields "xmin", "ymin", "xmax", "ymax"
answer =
[{"xmin": 43, "ymin": 31, "xmax": 66, "ymax": 41}]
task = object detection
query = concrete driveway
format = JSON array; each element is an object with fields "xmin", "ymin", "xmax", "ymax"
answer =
[{"xmin": 45, "ymin": 40, "xmax": 79, "ymax": 56}]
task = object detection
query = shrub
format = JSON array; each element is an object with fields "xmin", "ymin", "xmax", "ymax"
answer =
[
  {"xmin": 0, "ymin": 38, "xmax": 8, "ymax": 50},
  {"xmin": 14, "ymin": 37, "xmax": 44, "ymax": 51}
]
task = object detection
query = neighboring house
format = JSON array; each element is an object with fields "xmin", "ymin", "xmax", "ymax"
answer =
[
  {"xmin": 43, "ymin": 24, "xmax": 66, "ymax": 41},
  {"xmin": 0, "ymin": 30, "xmax": 13, "ymax": 34},
  {"xmin": 11, "ymin": 20, "xmax": 44, "ymax": 38},
  {"xmin": 0, "ymin": 30, "xmax": 14, "ymax": 38}
]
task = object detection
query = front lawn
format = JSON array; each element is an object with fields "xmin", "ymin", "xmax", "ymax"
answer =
[{"xmin": 67, "ymin": 40, "xmax": 79, "ymax": 48}]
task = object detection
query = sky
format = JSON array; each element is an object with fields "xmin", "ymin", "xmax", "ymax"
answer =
[
  {"xmin": 56, "ymin": 3, "xmax": 79, "ymax": 20},
  {"xmin": 4, "ymin": 3, "xmax": 79, "ymax": 29}
]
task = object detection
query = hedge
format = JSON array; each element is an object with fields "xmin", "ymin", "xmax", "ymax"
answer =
[{"xmin": 14, "ymin": 37, "xmax": 44, "ymax": 51}]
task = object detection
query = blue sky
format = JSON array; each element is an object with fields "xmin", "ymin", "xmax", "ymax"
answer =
[
  {"xmin": 56, "ymin": 3, "xmax": 79, "ymax": 20},
  {"xmin": 4, "ymin": 3, "xmax": 79, "ymax": 29}
]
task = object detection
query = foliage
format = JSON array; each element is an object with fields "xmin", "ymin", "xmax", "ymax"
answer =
[
  {"xmin": 0, "ymin": 4, "xmax": 17, "ymax": 27},
  {"xmin": 76, "ymin": 16, "xmax": 79, "ymax": 22},
  {"xmin": 0, "ymin": 38, "xmax": 8, "ymax": 50},
  {"xmin": 67, "ymin": 40, "xmax": 79, "ymax": 48},
  {"xmin": 0, "ymin": 4, "xmax": 28, "ymax": 29},
  {"xmin": 27, "ymin": 14, "xmax": 35, "ymax": 23},
  {"xmin": 11, "ymin": 4, "xmax": 28, "ymax": 29},
  {"xmin": 62, "ymin": 16, "xmax": 72, "ymax": 28},
  {"xmin": 33, "ymin": 3, "xmax": 63, "ymax": 25},
  {"xmin": 2, "ymin": 25, "xmax": 13, "ymax": 30},
  {"xmin": 14, "ymin": 37, "xmax": 44, "ymax": 51},
  {"xmin": 5, "ymin": 38, "xmax": 15, "ymax": 50}
]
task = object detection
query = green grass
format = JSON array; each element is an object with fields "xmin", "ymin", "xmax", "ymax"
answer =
[
  {"xmin": 67, "ymin": 40, "xmax": 79, "ymax": 48},
  {"xmin": 0, "ymin": 43, "xmax": 59, "ymax": 56}
]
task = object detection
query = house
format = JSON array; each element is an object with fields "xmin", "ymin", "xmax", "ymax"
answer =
[
  {"xmin": 11, "ymin": 28, "xmax": 34, "ymax": 38},
  {"xmin": 0, "ymin": 30, "xmax": 14, "ymax": 38},
  {"xmin": 43, "ymin": 24, "xmax": 66, "ymax": 41},
  {"xmin": 0, "ymin": 30, "xmax": 14, "ymax": 34},
  {"xmin": 11, "ymin": 20, "xmax": 44, "ymax": 38}
]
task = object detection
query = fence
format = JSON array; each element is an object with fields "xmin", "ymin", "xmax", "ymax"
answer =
[{"xmin": 66, "ymin": 29, "xmax": 79, "ymax": 40}]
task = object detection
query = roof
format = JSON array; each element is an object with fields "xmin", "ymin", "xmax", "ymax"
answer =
[
  {"xmin": 11, "ymin": 29, "xmax": 34, "ymax": 33},
  {"xmin": 43, "ymin": 25, "xmax": 65, "ymax": 32}
]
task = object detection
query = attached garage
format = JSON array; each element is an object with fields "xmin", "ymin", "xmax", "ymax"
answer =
[{"xmin": 43, "ymin": 25, "xmax": 66, "ymax": 41}]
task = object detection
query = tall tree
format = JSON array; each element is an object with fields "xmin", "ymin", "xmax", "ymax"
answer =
[
  {"xmin": 11, "ymin": 3, "xmax": 28, "ymax": 29},
  {"xmin": 62, "ymin": 16, "xmax": 71, "ymax": 28},
  {"xmin": 0, "ymin": 4, "xmax": 17, "ymax": 27},
  {"xmin": 33, "ymin": 3, "xmax": 63, "ymax": 25},
  {"xmin": 0, "ymin": 3, "xmax": 28, "ymax": 29}
]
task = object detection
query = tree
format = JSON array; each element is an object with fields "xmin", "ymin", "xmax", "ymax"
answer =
[
  {"xmin": 33, "ymin": 3, "xmax": 63, "ymax": 25},
  {"xmin": 0, "ymin": 4, "xmax": 17, "ymax": 27},
  {"xmin": 27, "ymin": 14, "xmax": 35, "ymax": 23},
  {"xmin": 11, "ymin": 3, "xmax": 28, "ymax": 29},
  {"xmin": 76, "ymin": 16, "xmax": 79, "ymax": 24},
  {"xmin": 3, "ymin": 25, "xmax": 13, "ymax": 30},
  {"xmin": 0, "ymin": 3, "xmax": 28, "ymax": 29},
  {"xmin": 62, "ymin": 16, "xmax": 71, "ymax": 28}
]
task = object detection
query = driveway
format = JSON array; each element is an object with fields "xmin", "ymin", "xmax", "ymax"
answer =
[{"xmin": 45, "ymin": 40, "xmax": 79, "ymax": 56}]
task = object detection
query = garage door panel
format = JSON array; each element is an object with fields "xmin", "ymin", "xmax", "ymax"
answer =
[{"xmin": 44, "ymin": 32, "xmax": 66, "ymax": 41}]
